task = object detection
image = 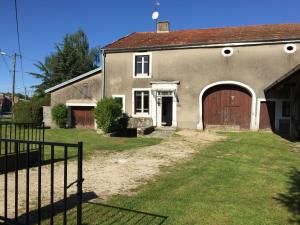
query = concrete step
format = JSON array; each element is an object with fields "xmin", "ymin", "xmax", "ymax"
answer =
[{"xmin": 146, "ymin": 127, "xmax": 176, "ymax": 138}]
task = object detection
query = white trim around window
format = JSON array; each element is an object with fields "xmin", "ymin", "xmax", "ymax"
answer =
[
  {"xmin": 132, "ymin": 52, "xmax": 152, "ymax": 78},
  {"xmin": 132, "ymin": 88, "xmax": 152, "ymax": 117},
  {"xmin": 112, "ymin": 94, "xmax": 126, "ymax": 112}
]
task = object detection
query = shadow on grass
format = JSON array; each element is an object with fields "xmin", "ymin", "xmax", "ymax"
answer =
[
  {"xmin": 1, "ymin": 193, "xmax": 168, "ymax": 225},
  {"xmin": 275, "ymin": 167, "xmax": 300, "ymax": 224},
  {"xmin": 81, "ymin": 202, "xmax": 168, "ymax": 225},
  {"xmin": 16, "ymin": 192, "xmax": 98, "ymax": 225}
]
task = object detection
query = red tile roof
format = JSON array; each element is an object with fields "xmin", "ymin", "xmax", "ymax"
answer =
[{"xmin": 104, "ymin": 24, "xmax": 300, "ymax": 51}]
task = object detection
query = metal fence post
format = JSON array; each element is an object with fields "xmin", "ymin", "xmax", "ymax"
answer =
[{"xmin": 77, "ymin": 142, "xmax": 83, "ymax": 225}]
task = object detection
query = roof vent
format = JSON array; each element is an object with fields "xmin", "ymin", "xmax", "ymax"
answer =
[{"xmin": 157, "ymin": 21, "xmax": 170, "ymax": 33}]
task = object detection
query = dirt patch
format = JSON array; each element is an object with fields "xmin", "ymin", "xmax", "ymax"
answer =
[{"xmin": 0, "ymin": 130, "xmax": 223, "ymax": 218}]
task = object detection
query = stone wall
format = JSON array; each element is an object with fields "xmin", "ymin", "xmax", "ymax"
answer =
[{"xmin": 43, "ymin": 106, "xmax": 52, "ymax": 127}]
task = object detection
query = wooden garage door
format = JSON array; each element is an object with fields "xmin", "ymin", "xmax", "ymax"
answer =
[
  {"xmin": 203, "ymin": 85, "xmax": 251, "ymax": 129},
  {"xmin": 259, "ymin": 101, "xmax": 275, "ymax": 130},
  {"xmin": 71, "ymin": 107, "xmax": 94, "ymax": 128}
]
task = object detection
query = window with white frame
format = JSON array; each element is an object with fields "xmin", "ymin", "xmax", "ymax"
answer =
[
  {"xmin": 134, "ymin": 53, "xmax": 151, "ymax": 77},
  {"xmin": 112, "ymin": 95, "xmax": 125, "ymax": 112},
  {"xmin": 134, "ymin": 90, "xmax": 150, "ymax": 114}
]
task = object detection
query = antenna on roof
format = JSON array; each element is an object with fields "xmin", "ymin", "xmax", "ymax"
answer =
[{"xmin": 152, "ymin": 0, "xmax": 160, "ymax": 29}]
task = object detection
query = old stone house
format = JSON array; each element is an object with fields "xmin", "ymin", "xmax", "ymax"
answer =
[{"xmin": 47, "ymin": 23, "xmax": 300, "ymax": 139}]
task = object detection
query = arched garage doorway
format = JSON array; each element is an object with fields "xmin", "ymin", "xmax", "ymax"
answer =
[{"xmin": 197, "ymin": 81, "xmax": 257, "ymax": 130}]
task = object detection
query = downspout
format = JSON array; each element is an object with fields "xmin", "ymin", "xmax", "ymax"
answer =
[{"xmin": 101, "ymin": 49, "xmax": 106, "ymax": 99}]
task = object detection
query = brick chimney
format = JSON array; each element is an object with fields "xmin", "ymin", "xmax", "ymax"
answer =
[{"xmin": 157, "ymin": 21, "xmax": 170, "ymax": 33}]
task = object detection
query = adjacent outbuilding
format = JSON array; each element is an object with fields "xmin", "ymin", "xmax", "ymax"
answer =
[{"xmin": 45, "ymin": 68, "xmax": 102, "ymax": 128}]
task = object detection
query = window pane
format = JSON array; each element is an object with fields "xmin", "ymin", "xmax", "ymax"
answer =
[
  {"xmin": 136, "ymin": 56, "xmax": 143, "ymax": 62},
  {"xmin": 135, "ymin": 55, "xmax": 150, "ymax": 75},
  {"xmin": 135, "ymin": 62, "xmax": 143, "ymax": 75},
  {"xmin": 144, "ymin": 61, "xmax": 149, "ymax": 75},
  {"xmin": 143, "ymin": 91, "xmax": 149, "ymax": 113},
  {"xmin": 282, "ymin": 101, "xmax": 290, "ymax": 117},
  {"xmin": 143, "ymin": 55, "xmax": 149, "ymax": 63},
  {"xmin": 135, "ymin": 91, "xmax": 142, "ymax": 113}
]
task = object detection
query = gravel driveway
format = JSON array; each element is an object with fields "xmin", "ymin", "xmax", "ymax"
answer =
[{"xmin": 0, "ymin": 130, "xmax": 223, "ymax": 219}]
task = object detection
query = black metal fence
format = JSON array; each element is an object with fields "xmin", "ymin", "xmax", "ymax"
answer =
[
  {"xmin": 0, "ymin": 139, "xmax": 83, "ymax": 225},
  {"xmin": 0, "ymin": 123, "xmax": 45, "ymax": 156}
]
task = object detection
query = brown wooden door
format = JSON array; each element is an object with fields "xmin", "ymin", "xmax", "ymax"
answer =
[
  {"xmin": 71, "ymin": 107, "xmax": 94, "ymax": 128},
  {"xmin": 259, "ymin": 101, "xmax": 275, "ymax": 130},
  {"xmin": 203, "ymin": 85, "xmax": 251, "ymax": 129}
]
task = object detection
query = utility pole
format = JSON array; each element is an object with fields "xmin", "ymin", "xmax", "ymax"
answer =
[{"xmin": 12, "ymin": 53, "xmax": 17, "ymax": 106}]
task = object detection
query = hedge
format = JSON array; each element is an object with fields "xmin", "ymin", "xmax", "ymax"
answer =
[
  {"xmin": 13, "ymin": 101, "xmax": 43, "ymax": 124},
  {"xmin": 51, "ymin": 104, "xmax": 68, "ymax": 128},
  {"xmin": 94, "ymin": 97, "xmax": 124, "ymax": 133}
]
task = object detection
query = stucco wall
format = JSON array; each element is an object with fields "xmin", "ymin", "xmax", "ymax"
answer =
[
  {"xmin": 105, "ymin": 43, "xmax": 300, "ymax": 129},
  {"xmin": 50, "ymin": 72, "xmax": 102, "ymax": 106}
]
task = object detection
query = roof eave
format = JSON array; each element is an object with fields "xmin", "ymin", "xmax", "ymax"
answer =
[
  {"xmin": 45, "ymin": 67, "xmax": 102, "ymax": 93},
  {"xmin": 265, "ymin": 64, "xmax": 300, "ymax": 91},
  {"xmin": 103, "ymin": 38, "xmax": 300, "ymax": 53}
]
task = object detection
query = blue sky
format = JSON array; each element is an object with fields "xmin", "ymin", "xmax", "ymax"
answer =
[{"xmin": 1, "ymin": 0, "xmax": 300, "ymax": 96}]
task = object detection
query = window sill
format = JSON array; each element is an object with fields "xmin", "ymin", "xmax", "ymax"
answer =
[
  {"xmin": 132, "ymin": 113, "xmax": 151, "ymax": 118},
  {"xmin": 133, "ymin": 74, "xmax": 151, "ymax": 79}
]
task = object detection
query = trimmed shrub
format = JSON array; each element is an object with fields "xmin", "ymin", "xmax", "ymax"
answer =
[
  {"xmin": 13, "ymin": 101, "xmax": 43, "ymax": 124},
  {"xmin": 51, "ymin": 104, "xmax": 68, "ymax": 128},
  {"xmin": 94, "ymin": 98, "xmax": 123, "ymax": 133}
]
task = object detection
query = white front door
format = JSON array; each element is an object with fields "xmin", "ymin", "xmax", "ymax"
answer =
[{"xmin": 153, "ymin": 91, "xmax": 177, "ymax": 127}]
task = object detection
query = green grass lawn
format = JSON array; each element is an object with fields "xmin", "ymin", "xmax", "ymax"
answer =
[
  {"xmin": 1, "ymin": 127, "xmax": 161, "ymax": 159},
  {"xmin": 42, "ymin": 128, "xmax": 162, "ymax": 160},
  {"xmin": 96, "ymin": 132, "xmax": 299, "ymax": 225}
]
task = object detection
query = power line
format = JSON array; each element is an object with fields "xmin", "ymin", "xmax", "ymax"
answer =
[{"xmin": 13, "ymin": 0, "xmax": 26, "ymax": 96}]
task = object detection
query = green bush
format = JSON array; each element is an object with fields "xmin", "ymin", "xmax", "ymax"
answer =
[
  {"xmin": 51, "ymin": 104, "xmax": 68, "ymax": 128},
  {"xmin": 94, "ymin": 98, "xmax": 123, "ymax": 133},
  {"xmin": 13, "ymin": 101, "xmax": 43, "ymax": 124}
]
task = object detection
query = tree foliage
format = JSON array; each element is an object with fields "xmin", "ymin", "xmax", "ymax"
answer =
[{"xmin": 30, "ymin": 29, "xmax": 99, "ymax": 95}]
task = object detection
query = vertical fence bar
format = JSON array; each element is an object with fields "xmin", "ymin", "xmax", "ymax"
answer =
[
  {"xmin": 35, "ymin": 125, "xmax": 38, "ymax": 149},
  {"xmin": 27, "ymin": 124, "xmax": 30, "ymax": 153},
  {"xmin": 0, "ymin": 125, "xmax": 2, "ymax": 156},
  {"xmin": 77, "ymin": 142, "xmax": 83, "ymax": 225},
  {"xmin": 4, "ymin": 141, "xmax": 8, "ymax": 222},
  {"xmin": 63, "ymin": 146, "xmax": 68, "ymax": 225},
  {"xmin": 14, "ymin": 142, "xmax": 19, "ymax": 223},
  {"xmin": 9, "ymin": 123, "xmax": 12, "ymax": 154},
  {"xmin": 26, "ymin": 142, "xmax": 30, "ymax": 225},
  {"xmin": 38, "ymin": 143, "xmax": 42, "ymax": 225},
  {"xmin": 50, "ymin": 144, "xmax": 55, "ymax": 225},
  {"xmin": 4, "ymin": 124, "xmax": 8, "ymax": 153},
  {"xmin": 18, "ymin": 124, "xmax": 21, "ymax": 151},
  {"xmin": 42, "ymin": 123, "xmax": 45, "ymax": 160},
  {"xmin": 22, "ymin": 124, "xmax": 26, "ymax": 152},
  {"xmin": 14, "ymin": 123, "xmax": 17, "ymax": 143},
  {"xmin": 31, "ymin": 124, "xmax": 34, "ymax": 146}
]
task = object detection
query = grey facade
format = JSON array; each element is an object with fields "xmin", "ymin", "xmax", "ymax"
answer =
[{"xmin": 102, "ymin": 23, "xmax": 300, "ymax": 138}]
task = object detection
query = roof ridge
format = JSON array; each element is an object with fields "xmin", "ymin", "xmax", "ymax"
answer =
[
  {"xmin": 104, "ymin": 23, "xmax": 300, "ymax": 51},
  {"xmin": 134, "ymin": 23, "xmax": 300, "ymax": 34}
]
